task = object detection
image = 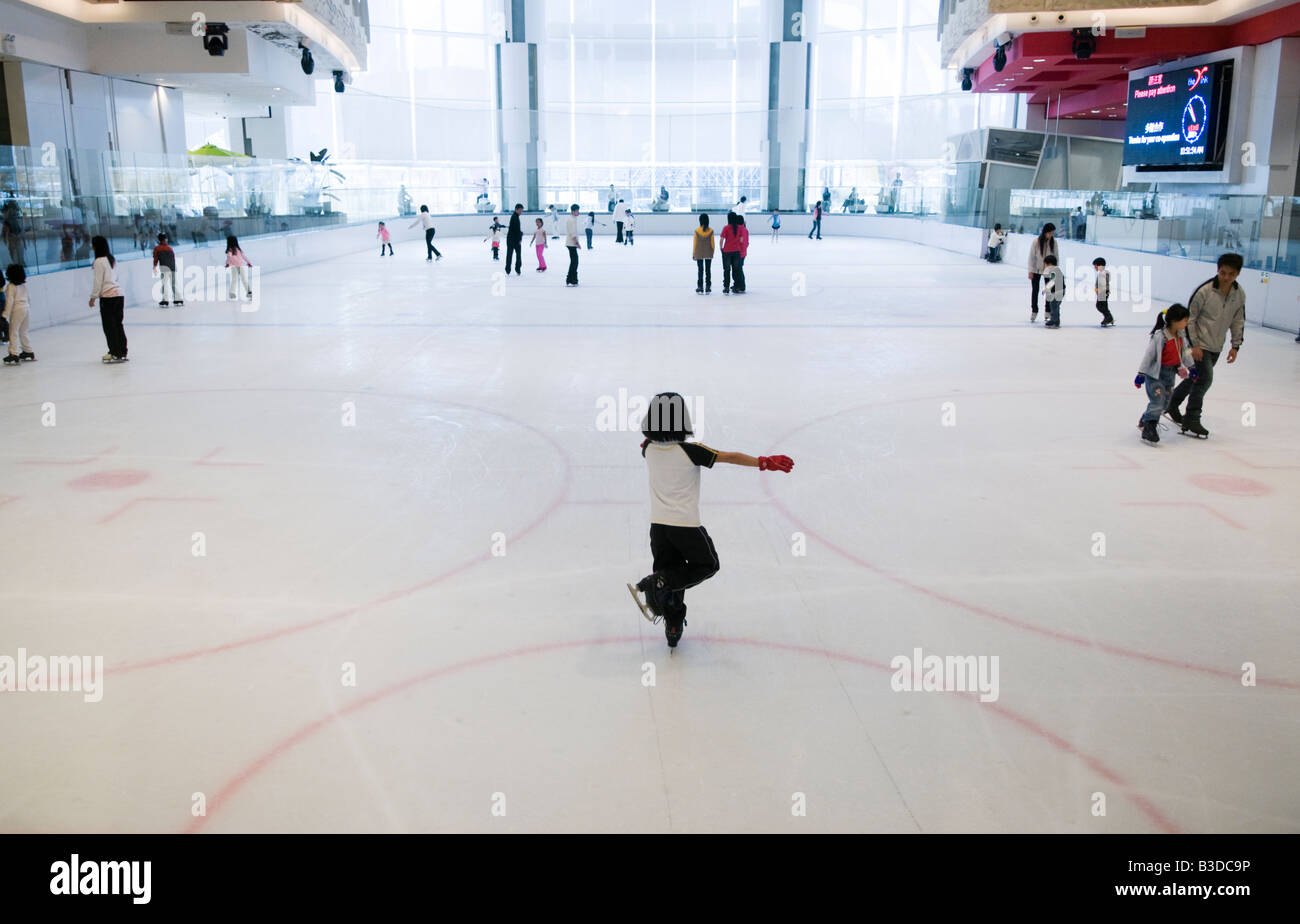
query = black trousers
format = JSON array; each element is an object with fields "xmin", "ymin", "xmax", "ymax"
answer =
[
  {"xmin": 380, "ymin": 242, "xmax": 393, "ymax": 255},
  {"xmin": 1170, "ymin": 348, "xmax": 1220, "ymax": 421},
  {"xmin": 650, "ymin": 523, "xmax": 720, "ymax": 623},
  {"xmin": 696, "ymin": 258, "xmax": 712, "ymax": 289},
  {"xmin": 505, "ymin": 239, "xmax": 522, "ymax": 273},
  {"xmin": 424, "ymin": 228, "xmax": 442, "ymax": 259},
  {"xmin": 808, "ymin": 217, "xmax": 821, "ymax": 239},
  {"xmin": 99, "ymin": 296, "xmax": 127, "ymax": 357},
  {"xmin": 615, "ymin": 221, "xmax": 624, "ymax": 243},
  {"xmin": 566, "ymin": 245, "xmax": 579, "ymax": 284},
  {"xmin": 585, "ymin": 228, "xmax": 593, "ymax": 249},
  {"xmin": 722, "ymin": 252, "xmax": 745, "ymax": 292},
  {"xmin": 1095, "ymin": 299, "xmax": 1113, "ymax": 323},
  {"xmin": 1030, "ymin": 273, "xmax": 1042, "ymax": 311}
]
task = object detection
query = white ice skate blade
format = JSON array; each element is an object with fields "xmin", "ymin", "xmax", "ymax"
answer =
[{"xmin": 627, "ymin": 583, "xmax": 661, "ymax": 625}]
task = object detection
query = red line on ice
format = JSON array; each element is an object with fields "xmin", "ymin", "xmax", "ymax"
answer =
[
  {"xmin": 183, "ymin": 634, "xmax": 1181, "ymax": 834},
  {"xmin": 762, "ymin": 397, "xmax": 1299, "ymax": 691}
]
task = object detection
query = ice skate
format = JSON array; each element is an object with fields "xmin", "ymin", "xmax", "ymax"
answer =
[
  {"xmin": 1181, "ymin": 418, "xmax": 1209, "ymax": 439},
  {"xmin": 1140, "ymin": 419, "xmax": 1159, "ymax": 445},
  {"xmin": 3, "ymin": 354, "xmax": 18, "ymax": 366},
  {"xmin": 1165, "ymin": 403, "xmax": 1183, "ymax": 426},
  {"xmin": 18, "ymin": 352, "xmax": 34, "ymax": 362},
  {"xmin": 626, "ymin": 582, "xmax": 661, "ymax": 625},
  {"xmin": 665, "ymin": 618, "xmax": 686, "ymax": 649}
]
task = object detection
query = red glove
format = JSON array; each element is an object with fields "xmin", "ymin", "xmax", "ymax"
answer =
[{"xmin": 758, "ymin": 455, "xmax": 793, "ymax": 473}]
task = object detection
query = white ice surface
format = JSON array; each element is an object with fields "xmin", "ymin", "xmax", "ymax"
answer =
[{"xmin": 1, "ymin": 234, "xmax": 1297, "ymax": 833}]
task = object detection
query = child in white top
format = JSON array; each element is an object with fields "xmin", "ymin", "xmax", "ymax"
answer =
[
  {"xmin": 89, "ymin": 235, "xmax": 127, "ymax": 362},
  {"xmin": 2, "ymin": 263, "xmax": 34, "ymax": 363},
  {"xmin": 531, "ymin": 218, "xmax": 548, "ymax": 271},
  {"xmin": 626, "ymin": 392, "xmax": 793, "ymax": 648}
]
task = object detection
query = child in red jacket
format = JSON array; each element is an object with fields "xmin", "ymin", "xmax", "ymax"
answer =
[{"xmin": 720, "ymin": 212, "xmax": 749, "ymax": 294}]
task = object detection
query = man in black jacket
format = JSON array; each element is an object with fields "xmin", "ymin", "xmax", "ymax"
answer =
[{"xmin": 505, "ymin": 203, "xmax": 524, "ymax": 275}]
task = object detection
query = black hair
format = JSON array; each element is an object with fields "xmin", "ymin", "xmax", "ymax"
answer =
[
  {"xmin": 570, "ymin": 203, "xmax": 580, "ymax": 211},
  {"xmin": 157, "ymin": 232, "xmax": 169, "ymax": 243},
  {"xmin": 726, "ymin": 211, "xmax": 738, "ymax": 226},
  {"xmin": 91, "ymin": 235, "xmax": 114, "ymax": 267},
  {"xmin": 739, "ymin": 196, "xmax": 747, "ymax": 203},
  {"xmin": 514, "ymin": 203, "xmax": 523, "ymax": 210},
  {"xmin": 699, "ymin": 213, "xmax": 709, "ymax": 229},
  {"xmin": 1092, "ymin": 257, "xmax": 1106, "ymax": 267},
  {"xmin": 1217, "ymin": 253, "xmax": 1243, "ymax": 272},
  {"xmin": 420, "ymin": 204, "xmax": 429, "ymax": 212},
  {"xmin": 5, "ymin": 263, "xmax": 26, "ymax": 285},
  {"xmin": 1150, "ymin": 302, "xmax": 1190, "ymax": 334},
  {"xmin": 641, "ymin": 392, "xmax": 693, "ymax": 442},
  {"xmin": 1037, "ymin": 222, "xmax": 1056, "ymax": 251},
  {"xmin": 993, "ymin": 223, "xmax": 1001, "ymax": 230},
  {"xmin": 1043, "ymin": 254, "xmax": 1058, "ymax": 266},
  {"xmin": 226, "ymin": 235, "xmax": 241, "ymax": 253}
]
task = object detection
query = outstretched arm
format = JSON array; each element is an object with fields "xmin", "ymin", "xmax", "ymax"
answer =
[{"xmin": 716, "ymin": 451, "xmax": 793, "ymax": 472}]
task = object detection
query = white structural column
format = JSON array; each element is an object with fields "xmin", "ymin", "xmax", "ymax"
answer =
[
  {"xmin": 495, "ymin": 0, "xmax": 545, "ymax": 210},
  {"xmin": 764, "ymin": 0, "xmax": 813, "ymax": 211}
]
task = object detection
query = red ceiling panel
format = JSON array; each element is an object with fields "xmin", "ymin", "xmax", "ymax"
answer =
[{"xmin": 969, "ymin": 4, "xmax": 1300, "ymax": 119}]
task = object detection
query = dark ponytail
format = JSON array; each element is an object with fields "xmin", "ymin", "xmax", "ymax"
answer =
[
  {"xmin": 1150, "ymin": 303, "xmax": 1189, "ymax": 334},
  {"xmin": 1037, "ymin": 222, "xmax": 1056, "ymax": 255},
  {"xmin": 91, "ymin": 235, "xmax": 114, "ymax": 268}
]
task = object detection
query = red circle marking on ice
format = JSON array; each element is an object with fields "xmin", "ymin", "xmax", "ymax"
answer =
[
  {"xmin": 68, "ymin": 469, "xmax": 150, "ymax": 490},
  {"xmin": 1188, "ymin": 473, "xmax": 1272, "ymax": 497}
]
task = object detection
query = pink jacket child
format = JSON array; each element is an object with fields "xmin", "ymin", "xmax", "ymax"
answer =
[
  {"xmin": 377, "ymin": 221, "xmax": 394, "ymax": 256},
  {"xmin": 224, "ymin": 235, "xmax": 253, "ymax": 299},
  {"xmin": 719, "ymin": 215, "xmax": 750, "ymax": 294}
]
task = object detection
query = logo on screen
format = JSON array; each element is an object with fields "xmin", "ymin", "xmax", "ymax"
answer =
[
  {"xmin": 1187, "ymin": 66, "xmax": 1209, "ymax": 90},
  {"xmin": 1182, "ymin": 95, "xmax": 1208, "ymax": 144}
]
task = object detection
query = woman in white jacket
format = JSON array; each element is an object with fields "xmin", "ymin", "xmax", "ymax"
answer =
[
  {"xmin": 89, "ymin": 236, "xmax": 127, "ymax": 362},
  {"xmin": 1027, "ymin": 222, "xmax": 1058, "ymax": 323}
]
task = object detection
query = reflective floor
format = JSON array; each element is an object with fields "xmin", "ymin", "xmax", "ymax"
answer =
[{"xmin": 2, "ymin": 233, "xmax": 1298, "ymax": 832}]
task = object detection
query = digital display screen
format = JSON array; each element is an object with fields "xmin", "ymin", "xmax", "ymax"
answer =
[{"xmin": 1122, "ymin": 61, "xmax": 1229, "ymax": 169}]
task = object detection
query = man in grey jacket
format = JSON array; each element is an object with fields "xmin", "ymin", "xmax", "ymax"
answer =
[{"xmin": 1167, "ymin": 253, "xmax": 1245, "ymax": 438}]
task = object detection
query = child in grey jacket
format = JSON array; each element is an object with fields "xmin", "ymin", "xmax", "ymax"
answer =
[
  {"xmin": 1042, "ymin": 255, "xmax": 1065, "ymax": 328},
  {"xmin": 1134, "ymin": 304, "xmax": 1193, "ymax": 445}
]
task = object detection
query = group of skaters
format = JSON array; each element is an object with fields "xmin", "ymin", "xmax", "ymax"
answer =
[
  {"xmin": 1020, "ymin": 220, "xmax": 1250, "ymax": 445},
  {"xmin": 0, "ymin": 231, "xmax": 256, "ymax": 366}
]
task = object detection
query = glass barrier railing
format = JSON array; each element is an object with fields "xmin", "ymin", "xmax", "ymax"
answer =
[
  {"xmin": 6, "ymin": 142, "xmax": 1299, "ymax": 279},
  {"xmin": 1007, "ymin": 189, "xmax": 1300, "ymax": 275}
]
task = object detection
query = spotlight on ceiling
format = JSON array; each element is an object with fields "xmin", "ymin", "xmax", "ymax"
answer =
[
  {"xmin": 300, "ymin": 44, "xmax": 315, "ymax": 75},
  {"xmin": 993, "ymin": 31, "xmax": 1011, "ymax": 72},
  {"xmin": 333, "ymin": 70, "xmax": 346, "ymax": 93},
  {"xmin": 960, "ymin": 68, "xmax": 974, "ymax": 92},
  {"xmin": 1071, "ymin": 27, "xmax": 1097, "ymax": 60},
  {"xmin": 202, "ymin": 23, "xmax": 229, "ymax": 57}
]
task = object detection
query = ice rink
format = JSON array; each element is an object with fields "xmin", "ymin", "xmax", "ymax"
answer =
[{"xmin": 2, "ymin": 231, "xmax": 1298, "ymax": 833}]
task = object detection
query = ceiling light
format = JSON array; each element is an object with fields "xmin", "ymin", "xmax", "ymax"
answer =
[{"xmin": 202, "ymin": 23, "xmax": 229, "ymax": 56}]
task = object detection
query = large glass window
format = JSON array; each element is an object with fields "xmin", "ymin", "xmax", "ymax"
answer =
[{"xmin": 808, "ymin": 0, "xmax": 1019, "ymax": 213}]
